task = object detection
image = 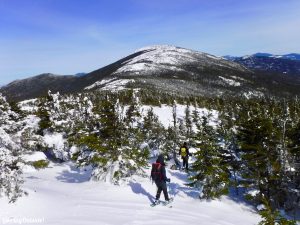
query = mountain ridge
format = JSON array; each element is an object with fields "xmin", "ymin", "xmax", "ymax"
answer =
[
  {"xmin": 1, "ymin": 45, "xmax": 300, "ymax": 101},
  {"xmin": 224, "ymin": 53, "xmax": 300, "ymax": 61},
  {"xmin": 224, "ymin": 53, "xmax": 300, "ymax": 76}
]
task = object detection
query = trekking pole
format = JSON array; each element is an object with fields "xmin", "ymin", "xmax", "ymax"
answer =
[{"xmin": 167, "ymin": 181, "xmax": 172, "ymax": 199}]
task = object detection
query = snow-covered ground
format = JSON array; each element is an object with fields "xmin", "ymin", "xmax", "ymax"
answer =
[
  {"xmin": 132, "ymin": 104, "xmax": 218, "ymax": 129},
  {"xmin": 1, "ymin": 98, "xmax": 262, "ymax": 225},
  {"xmin": 0, "ymin": 160, "xmax": 260, "ymax": 225},
  {"xmin": 84, "ymin": 78, "xmax": 135, "ymax": 91}
]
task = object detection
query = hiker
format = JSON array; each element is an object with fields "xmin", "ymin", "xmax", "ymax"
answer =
[
  {"xmin": 179, "ymin": 142, "xmax": 189, "ymax": 171},
  {"xmin": 151, "ymin": 154, "xmax": 171, "ymax": 204}
]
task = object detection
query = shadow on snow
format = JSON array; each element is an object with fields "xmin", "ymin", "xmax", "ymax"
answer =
[
  {"xmin": 56, "ymin": 164, "xmax": 92, "ymax": 183},
  {"xmin": 128, "ymin": 181, "xmax": 156, "ymax": 203}
]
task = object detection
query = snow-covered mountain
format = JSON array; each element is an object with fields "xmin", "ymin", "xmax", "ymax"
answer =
[
  {"xmin": 224, "ymin": 53, "xmax": 300, "ymax": 76},
  {"xmin": 111, "ymin": 45, "xmax": 248, "ymax": 76},
  {"xmin": 1, "ymin": 45, "xmax": 300, "ymax": 101},
  {"xmin": 253, "ymin": 53, "xmax": 300, "ymax": 61},
  {"xmin": 224, "ymin": 53, "xmax": 300, "ymax": 61}
]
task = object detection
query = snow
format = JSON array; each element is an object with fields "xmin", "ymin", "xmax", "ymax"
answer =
[
  {"xmin": 0, "ymin": 91, "xmax": 265, "ymax": 224},
  {"xmin": 22, "ymin": 152, "xmax": 47, "ymax": 162},
  {"xmin": 112, "ymin": 45, "xmax": 246, "ymax": 76},
  {"xmin": 84, "ymin": 78, "xmax": 117, "ymax": 90},
  {"xmin": 257, "ymin": 204, "xmax": 266, "ymax": 211},
  {"xmin": 101, "ymin": 79, "xmax": 135, "ymax": 91},
  {"xmin": 19, "ymin": 99, "xmax": 38, "ymax": 112},
  {"xmin": 141, "ymin": 104, "xmax": 219, "ymax": 128},
  {"xmin": 243, "ymin": 90, "xmax": 264, "ymax": 99},
  {"xmin": 43, "ymin": 132, "xmax": 65, "ymax": 150},
  {"xmin": 0, "ymin": 162, "xmax": 260, "ymax": 225},
  {"xmin": 43, "ymin": 132, "xmax": 68, "ymax": 160},
  {"xmin": 247, "ymin": 190, "xmax": 259, "ymax": 197},
  {"xmin": 206, "ymin": 54, "xmax": 222, "ymax": 60},
  {"xmin": 242, "ymin": 55, "xmax": 251, "ymax": 60},
  {"xmin": 16, "ymin": 115, "xmax": 40, "ymax": 137},
  {"xmin": 21, "ymin": 152, "xmax": 48, "ymax": 173},
  {"xmin": 0, "ymin": 127, "xmax": 19, "ymax": 150},
  {"xmin": 219, "ymin": 76, "xmax": 241, "ymax": 87},
  {"xmin": 85, "ymin": 78, "xmax": 135, "ymax": 91}
]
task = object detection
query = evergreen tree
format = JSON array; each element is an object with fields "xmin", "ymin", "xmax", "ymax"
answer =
[
  {"xmin": 189, "ymin": 116, "xmax": 229, "ymax": 199},
  {"xmin": 237, "ymin": 109, "xmax": 283, "ymax": 207},
  {"xmin": 36, "ymin": 97, "xmax": 52, "ymax": 135},
  {"xmin": 123, "ymin": 92, "xmax": 149, "ymax": 174},
  {"xmin": 0, "ymin": 93, "xmax": 25, "ymax": 202},
  {"xmin": 161, "ymin": 126, "xmax": 177, "ymax": 157},
  {"xmin": 218, "ymin": 109, "xmax": 241, "ymax": 195},
  {"xmin": 142, "ymin": 107, "xmax": 164, "ymax": 151},
  {"xmin": 184, "ymin": 103, "xmax": 193, "ymax": 141},
  {"xmin": 76, "ymin": 95, "xmax": 148, "ymax": 183},
  {"xmin": 258, "ymin": 197, "xmax": 296, "ymax": 225}
]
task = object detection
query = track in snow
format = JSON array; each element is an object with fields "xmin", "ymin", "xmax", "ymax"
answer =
[{"xmin": 0, "ymin": 162, "xmax": 260, "ymax": 225}]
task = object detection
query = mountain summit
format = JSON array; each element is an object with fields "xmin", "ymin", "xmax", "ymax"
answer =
[
  {"xmin": 110, "ymin": 45, "xmax": 248, "ymax": 77},
  {"xmin": 1, "ymin": 45, "xmax": 300, "ymax": 101}
]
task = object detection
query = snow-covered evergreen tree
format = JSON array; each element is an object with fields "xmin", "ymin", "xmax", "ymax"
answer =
[
  {"xmin": 184, "ymin": 103, "xmax": 193, "ymax": 141},
  {"xmin": 75, "ymin": 94, "xmax": 149, "ymax": 183},
  {"xmin": 123, "ymin": 92, "xmax": 149, "ymax": 176},
  {"xmin": 36, "ymin": 95, "xmax": 53, "ymax": 135},
  {"xmin": 217, "ymin": 109, "xmax": 241, "ymax": 195},
  {"xmin": 189, "ymin": 115, "xmax": 229, "ymax": 199},
  {"xmin": 237, "ymin": 107, "xmax": 283, "ymax": 207},
  {"xmin": 0, "ymin": 93, "xmax": 25, "ymax": 202},
  {"xmin": 141, "ymin": 107, "xmax": 164, "ymax": 151}
]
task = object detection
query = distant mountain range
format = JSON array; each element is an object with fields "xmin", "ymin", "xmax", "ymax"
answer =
[
  {"xmin": 1, "ymin": 45, "xmax": 300, "ymax": 101},
  {"xmin": 224, "ymin": 53, "xmax": 300, "ymax": 76},
  {"xmin": 224, "ymin": 53, "xmax": 300, "ymax": 61}
]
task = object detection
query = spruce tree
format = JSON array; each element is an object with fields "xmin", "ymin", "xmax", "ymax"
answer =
[
  {"xmin": 123, "ymin": 92, "xmax": 149, "ymax": 173},
  {"xmin": 237, "ymin": 108, "xmax": 283, "ymax": 207},
  {"xmin": 185, "ymin": 103, "xmax": 193, "ymax": 141},
  {"xmin": 76, "ymin": 94, "xmax": 148, "ymax": 183},
  {"xmin": 258, "ymin": 197, "xmax": 296, "ymax": 225},
  {"xmin": 189, "ymin": 116, "xmax": 229, "ymax": 199},
  {"xmin": 142, "ymin": 107, "xmax": 164, "ymax": 150},
  {"xmin": 0, "ymin": 93, "xmax": 25, "ymax": 202},
  {"xmin": 217, "ymin": 108, "xmax": 241, "ymax": 195},
  {"xmin": 36, "ymin": 97, "xmax": 52, "ymax": 135}
]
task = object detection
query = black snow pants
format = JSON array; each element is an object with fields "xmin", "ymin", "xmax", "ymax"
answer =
[
  {"xmin": 155, "ymin": 180, "xmax": 169, "ymax": 201},
  {"xmin": 182, "ymin": 156, "xmax": 189, "ymax": 170}
]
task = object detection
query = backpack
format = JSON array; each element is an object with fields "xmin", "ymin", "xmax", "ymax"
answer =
[
  {"xmin": 151, "ymin": 163, "xmax": 162, "ymax": 181},
  {"xmin": 180, "ymin": 147, "xmax": 187, "ymax": 157}
]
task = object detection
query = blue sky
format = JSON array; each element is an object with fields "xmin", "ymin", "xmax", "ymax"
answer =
[{"xmin": 0, "ymin": 0, "xmax": 300, "ymax": 85}]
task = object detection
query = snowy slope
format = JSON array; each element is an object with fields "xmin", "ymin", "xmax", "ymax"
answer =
[
  {"xmin": 0, "ymin": 161, "xmax": 260, "ymax": 225},
  {"xmin": 112, "ymin": 45, "xmax": 248, "ymax": 76},
  {"xmin": 142, "ymin": 104, "xmax": 218, "ymax": 128},
  {"xmin": 0, "ymin": 99, "xmax": 259, "ymax": 225}
]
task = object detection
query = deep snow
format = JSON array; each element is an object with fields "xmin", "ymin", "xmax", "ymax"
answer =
[
  {"xmin": 0, "ymin": 160, "xmax": 260, "ymax": 225},
  {"xmin": 0, "ymin": 99, "xmax": 262, "ymax": 225}
]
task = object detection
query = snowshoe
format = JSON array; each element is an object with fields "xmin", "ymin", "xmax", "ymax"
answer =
[
  {"xmin": 150, "ymin": 200, "xmax": 160, "ymax": 207},
  {"xmin": 162, "ymin": 197, "xmax": 174, "ymax": 206}
]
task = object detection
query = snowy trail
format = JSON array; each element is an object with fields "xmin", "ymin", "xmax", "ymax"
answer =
[{"xmin": 0, "ymin": 162, "xmax": 260, "ymax": 225}]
